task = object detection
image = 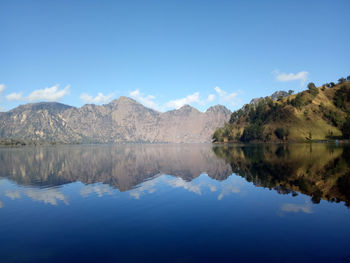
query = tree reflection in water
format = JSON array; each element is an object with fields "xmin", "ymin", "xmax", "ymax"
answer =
[{"xmin": 213, "ymin": 143, "xmax": 350, "ymax": 207}]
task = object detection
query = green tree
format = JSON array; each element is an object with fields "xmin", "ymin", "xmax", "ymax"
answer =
[
  {"xmin": 212, "ymin": 128, "xmax": 224, "ymax": 142},
  {"xmin": 342, "ymin": 116, "xmax": 350, "ymax": 139},
  {"xmin": 338, "ymin": 77, "xmax": 346, "ymax": 84},
  {"xmin": 334, "ymin": 85, "xmax": 350, "ymax": 110},
  {"xmin": 308, "ymin": 131, "xmax": 312, "ymax": 141},
  {"xmin": 291, "ymin": 93, "xmax": 304, "ymax": 109},
  {"xmin": 307, "ymin": 82, "xmax": 319, "ymax": 97},
  {"xmin": 275, "ymin": 127, "xmax": 289, "ymax": 140},
  {"xmin": 229, "ymin": 109, "xmax": 244, "ymax": 124},
  {"xmin": 240, "ymin": 124, "xmax": 264, "ymax": 142},
  {"xmin": 288, "ymin": 90, "xmax": 294, "ymax": 95},
  {"xmin": 308, "ymin": 82, "xmax": 316, "ymax": 89}
]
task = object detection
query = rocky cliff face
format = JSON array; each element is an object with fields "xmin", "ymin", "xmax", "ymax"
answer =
[{"xmin": 0, "ymin": 97, "xmax": 231, "ymax": 143}]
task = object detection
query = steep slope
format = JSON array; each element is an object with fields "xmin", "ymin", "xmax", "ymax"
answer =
[
  {"xmin": 0, "ymin": 102, "xmax": 83, "ymax": 142},
  {"xmin": 0, "ymin": 97, "xmax": 231, "ymax": 143},
  {"xmin": 158, "ymin": 105, "xmax": 231, "ymax": 143},
  {"xmin": 62, "ymin": 97, "xmax": 162, "ymax": 143},
  {"xmin": 213, "ymin": 79, "xmax": 350, "ymax": 142}
]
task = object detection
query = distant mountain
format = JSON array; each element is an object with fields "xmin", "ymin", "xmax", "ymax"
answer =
[
  {"xmin": 213, "ymin": 79, "xmax": 350, "ymax": 142},
  {"xmin": 250, "ymin": 90, "xmax": 289, "ymax": 105},
  {"xmin": 0, "ymin": 97, "xmax": 231, "ymax": 143}
]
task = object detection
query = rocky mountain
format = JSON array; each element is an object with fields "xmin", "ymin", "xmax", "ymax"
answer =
[
  {"xmin": 250, "ymin": 90, "xmax": 289, "ymax": 105},
  {"xmin": 0, "ymin": 97, "xmax": 231, "ymax": 143}
]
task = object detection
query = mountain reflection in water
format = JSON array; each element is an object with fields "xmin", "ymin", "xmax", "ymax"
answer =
[
  {"xmin": 0, "ymin": 144, "xmax": 232, "ymax": 190},
  {"xmin": 1, "ymin": 143, "xmax": 350, "ymax": 263},
  {"xmin": 0, "ymin": 143, "xmax": 349, "ymax": 206}
]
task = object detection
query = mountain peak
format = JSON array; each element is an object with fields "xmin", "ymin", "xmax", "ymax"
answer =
[
  {"xmin": 10, "ymin": 102, "xmax": 73, "ymax": 113},
  {"xmin": 176, "ymin": 104, "xmax": 200, "ymax": 113},
  {"xmin": 270, "ymin": 91, "xmax": 289, "ymax": 100},
  {"xmin": 178, "ymin": 104, "xmax": 196, "ymax": 110},
  {"xmin": 110, "ymin": 96, "xmax": 138, "ymax": 105},
  {"xmin": 206, "ymin": 105, "xmax": 231, "ymax": 114},
  {"xmin": 250, "ymin": 90, "xmax": 289, "ymax": 105}
]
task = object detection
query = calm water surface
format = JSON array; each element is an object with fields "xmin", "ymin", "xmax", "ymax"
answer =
[{"xmin": 0, "ymin": 143, "xmax": 350, "ymax": 262}]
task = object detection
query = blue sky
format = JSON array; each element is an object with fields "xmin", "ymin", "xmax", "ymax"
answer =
[{"xmin": 1, "ymin": 0, "xmax": 349, "ymax": 112}]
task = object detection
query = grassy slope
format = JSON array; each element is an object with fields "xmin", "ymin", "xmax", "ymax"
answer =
[{"xmin": 223, "ymin": 81, "xmax": 350, "ymax": 142}]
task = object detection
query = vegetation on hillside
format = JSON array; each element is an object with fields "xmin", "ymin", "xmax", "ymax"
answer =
[
  {"xmin": 213, "ymin": 75, "xmax": 350, "ymax": 142},
  {"xmin": 212, "ymin": 143, "xmax": 350, "ymax": 207}
]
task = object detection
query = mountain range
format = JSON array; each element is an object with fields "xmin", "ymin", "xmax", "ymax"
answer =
[{"xmin": 0, "ymin": 97, "xmax": 231, "ymax": 143}]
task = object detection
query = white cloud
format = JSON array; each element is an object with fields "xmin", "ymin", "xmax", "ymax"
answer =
[
  {"xmin": 207, "ymin": 94, "xmax": 215, "ymax": 102},
  {"xmin": 26, "ymin": 189, "xmax": 68, "ymax": 206},
  {"xmin": 281, "ymin": 203, "xmax": 312, "ymax": 214},
  {"xmin": 6, "ymin": 92, "xmax": 23, "ymax": 101},
  {"xmin": 167, "ymin": 177, "xmax": 202, "ymax": 195},
  {"xmin": 130, "ymin": 90, "xmax": 215, "ymax": 111},
  {"xmin": 0, "ymin": 84, "xmax": 69, "ymax": 104},
  {"xmin": 129, "ymin": 89, "xmax": 159, "ymax": 111},
  {"xmin": 129, "ymin": 177, "xmax": 160, "ymax": 199},
  {"xmin": 165, "ymin": 92, "xmax": 201, "ymax": 109},
  {"xmin": 0, "ymin": 84, "xmax": 5, "ymax": 105},
  {"xmin": 80, "ymin": 92, "xmax": 114, "ymax": 104},
  {"xmin": 217, "ymin": 185, "xmax": 240, "ymax": 200},
  {"xmin": 0, "ymin": 84, "xmax": 6, "ymax": 111},
  {"xmin": 214, "ymin": 86, "xmax": 239, "ymax": 106},
  {"xmin": 5, "ymin": 190, "xmax": 22, "ymax": 200},
  {"xmin": 209, "ymin": 185, "xmax": 217, "ymax": 192},
  {"xmin": 272, "ymin": 70, "xmax": 309, "ymax": 85},
  {"xmin": 27, "ymin": 85, "xmax": 70, "ymax": 102},
  {"xmin": 80, "ymin": 184, "xmax": 113, "ymax": 197},
  {"xmin": 0, "ymin": 84, "xmax": 5, "ymax": 95}
]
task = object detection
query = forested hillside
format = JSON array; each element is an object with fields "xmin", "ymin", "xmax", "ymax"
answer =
[{"xmin": 213, "ymin": 76, "xmax": 350, "ymax": 142}]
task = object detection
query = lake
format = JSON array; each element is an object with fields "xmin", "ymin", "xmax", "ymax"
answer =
[{"xmin": 0, "ymin": 143, "xmax": 350, "ymax": 262}]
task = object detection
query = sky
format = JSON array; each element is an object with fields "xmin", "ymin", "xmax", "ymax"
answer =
[{"xmin": 1, "ymin": 0, "xmax": 349, "ymax": 112}]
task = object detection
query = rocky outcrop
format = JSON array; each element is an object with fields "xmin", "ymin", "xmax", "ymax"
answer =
[
  {"xmin": 0, "ymin": 97, "xmax": 231, "ymax": 143},
  {"xmin": 250, "ymin": 90, "xmax": 289, "ymax": 105}
]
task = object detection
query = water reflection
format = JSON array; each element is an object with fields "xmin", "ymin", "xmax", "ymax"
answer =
[
  {"xmin": 280, "ymin": 202, "xmax": 312, "ymax": 214},
  {"xmin": 1, "ymin": 144, "xmax": 350, "ymax": 263},
  {"xmin": 0, "ymin": 143, "xmax": 349, "ymax": 206},
  {"xmin": 213, "ymin": 143, "xmax": 350, "ymax": 207},
  {"xmin": 0, "ymin": 144, "xmax": 232, "ymax": 190}
]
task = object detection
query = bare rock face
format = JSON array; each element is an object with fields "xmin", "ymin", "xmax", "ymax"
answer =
[{"xmin": 0, "ymin": 97, "xmax": 231, "ymax": 143}]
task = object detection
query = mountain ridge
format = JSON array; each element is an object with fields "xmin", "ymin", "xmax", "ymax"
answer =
[{"xmin": 0, "ymin": 97, "xmax": 231, "ymax": 143}]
